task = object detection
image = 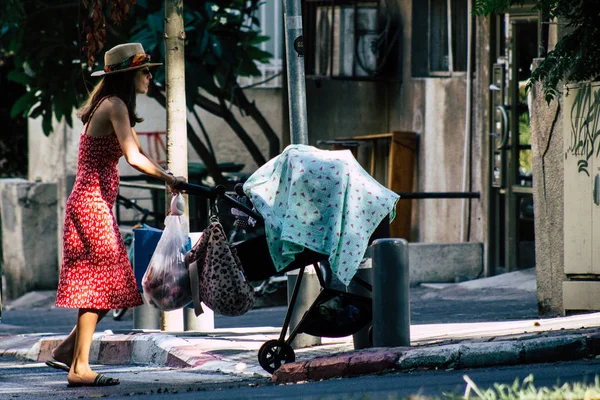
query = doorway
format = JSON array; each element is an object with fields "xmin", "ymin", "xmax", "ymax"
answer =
[{"xmin": 489, "ymin": 10, "xmax": 540, "ymax": 273}]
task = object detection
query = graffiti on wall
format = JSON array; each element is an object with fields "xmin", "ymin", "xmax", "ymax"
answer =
[{"xmin": 566, "ymin": 83, "xmax": 600, "ymax": 177}]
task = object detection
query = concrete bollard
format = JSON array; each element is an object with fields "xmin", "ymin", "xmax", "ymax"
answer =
[
  {"xmin": 372, "ymin": 238, "xmax": 410, "ymax": 347},
  {"xmin": 286, "ymin": 266, "xmax": 322, "ymax": 349},
  {"xmin": 133, "ymin": 300, "xmax": 161, "ymax": 330},
  {"xmin": 346, "ymin": 262, "xmax": 373, "ymax": 350},
  {"xmin": 183, "ymin": 304, "xmax": 214, "ymax": 331}
]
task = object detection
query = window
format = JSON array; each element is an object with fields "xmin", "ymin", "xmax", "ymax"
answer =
[
  {"xmin": 238, "ymin": 0, "xmax": 283, "ymax": 89},
  {"xmin": 412, "ymin": 0, "xmax": 468, "ymax": 77}
]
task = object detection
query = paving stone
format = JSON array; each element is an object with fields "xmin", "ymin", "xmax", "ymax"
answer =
[
  {"xmin": 271, "ymin": 361, "xmax": 309, "ymax": 383},
  {"xmin": 585, "ymin": 332, "xmax": 600, "ymax": 355},
  {"xmin": 397, "ymin": 344, "xmax": 461, "ymax": 370},
  {"xmin": 347, "ymin": 348, "xmax": 405, "ymax": 376},
  {"xmin": 37, "ymin": 338, "xmax": 62, "ymax": 361},
  {"xmin": 458, "ymin": 341, "xmax": 522, "ymax": 368},
  {"xmin": 522, "ymin": 336, "xmax": 588, "ymax": 364},
  {"xmin": 306, "ymin": 355, "xmax": 350, "ymax": 381},
  {"xmin": 97, "ymin": 336, "xmax": 134, "ymax": 365}
]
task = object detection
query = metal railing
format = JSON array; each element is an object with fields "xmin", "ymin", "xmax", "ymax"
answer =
[{"xmin": 397, "ymin": 192, "xmax": 480, "ymax": 199}]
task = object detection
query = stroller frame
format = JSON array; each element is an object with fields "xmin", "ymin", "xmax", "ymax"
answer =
[{"xmin": 179, "ymin": 182, "xmax": 383, "ymax": 374}]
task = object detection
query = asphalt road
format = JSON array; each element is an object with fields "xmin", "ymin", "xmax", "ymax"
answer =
[
  {"xmin": 1, "ymin": 357, "xmax": 599, "ymax": 399},
  {"xmin": 0, "ymin": 285, "xmax": 538, "ymax": 335}
]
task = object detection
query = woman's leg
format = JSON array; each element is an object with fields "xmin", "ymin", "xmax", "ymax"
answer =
[
  {"xmin": 67, "ymin": 308, "xmax": 110, "ymax": 385},
  {"xmin": 52, "ymin": 309, "xmax": 108, "ymax": 367}
]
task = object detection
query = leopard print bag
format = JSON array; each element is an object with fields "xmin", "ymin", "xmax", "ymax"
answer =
[{"xmin": 185, "ymin": 218, "xmax": 254, "ymax": 317}]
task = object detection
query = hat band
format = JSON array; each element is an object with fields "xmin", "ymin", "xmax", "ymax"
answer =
[{"xmin": 104, "ymin": 53, "xmax": 152, "ymax": 73}]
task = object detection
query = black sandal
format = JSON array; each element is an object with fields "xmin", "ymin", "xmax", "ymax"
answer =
[
  {"xmin": 45, "ymin": 360, "xmax": 70, "ymax": 372},
  {"xmin": 67, "ymin": 374, "xmax": 120, "ymax": 387}
]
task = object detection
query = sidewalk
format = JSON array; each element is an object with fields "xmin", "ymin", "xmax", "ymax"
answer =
[{"xmin": 1, "ymin": 269, "xmax": 600, "ymax": 384}]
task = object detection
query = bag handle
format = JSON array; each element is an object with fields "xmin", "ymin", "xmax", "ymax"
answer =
[{"xmin": 189, "ymin": 260, "xmax": 204, "ymax": 317}]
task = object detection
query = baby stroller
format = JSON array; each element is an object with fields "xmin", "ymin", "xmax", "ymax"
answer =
[{"xmin": 177, "ymin": 181, "xmax": 389, "ymax": 374}]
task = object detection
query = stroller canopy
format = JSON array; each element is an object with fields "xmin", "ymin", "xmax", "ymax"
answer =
[{"xmin": 243, "ymin": 144, "xmax": 399, "ymax": 285}]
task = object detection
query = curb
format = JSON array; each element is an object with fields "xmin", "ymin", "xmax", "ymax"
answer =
[
  {"xmin": 3, "ymin": 330, "xmax": 600, "ymax": 383},
  {"xmin": 271, "ymin": 333, "xmax": 600, "ymax": 383},
  {"xmin": 0, "ymin": 331, "xmax": 272, "ymax": 377}
]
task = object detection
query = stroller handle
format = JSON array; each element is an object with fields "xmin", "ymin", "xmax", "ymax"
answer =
[{"xmin": 175, "ymin": 181, "xmax": 263, "ymax": 223}]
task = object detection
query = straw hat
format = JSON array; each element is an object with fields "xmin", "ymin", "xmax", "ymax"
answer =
[{"xmin": 91, "ymin": 43, "xmax": 162, "ymax": 77}]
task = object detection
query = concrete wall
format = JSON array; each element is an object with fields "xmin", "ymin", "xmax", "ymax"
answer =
[
  {"xmin": 0, "ymin": 179, "xmax": 58, "ymax": 299},
  {"xmin": 190, "ymin": 88, "xmax": 283, "ymax": 174},
  {"xmin": 306, "ymin": 80, "xmax": 392, "ymax": 143}
]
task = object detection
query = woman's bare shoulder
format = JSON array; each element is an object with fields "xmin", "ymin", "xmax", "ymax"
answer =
[{"xmin": 103, "ymin": 96, "xmax": 128, "ymax": 112}]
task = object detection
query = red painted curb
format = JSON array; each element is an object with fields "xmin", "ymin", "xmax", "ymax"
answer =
[{"xmin": 272, "ymin": 348, "xmax": 408, "ymax": 383}]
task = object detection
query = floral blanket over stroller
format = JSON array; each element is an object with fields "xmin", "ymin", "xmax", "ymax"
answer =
[{"xmin": 243, "ymin": 144, "xmax": 400, "ymax": 285}]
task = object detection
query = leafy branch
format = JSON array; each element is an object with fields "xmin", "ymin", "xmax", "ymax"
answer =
[
  {"xmin": 474, "ymin": 0, "xmax": 600, "ymax": 103},
  {"xmin": 0, "ymin": 0, "xmax": 280, "ymax": 183}
]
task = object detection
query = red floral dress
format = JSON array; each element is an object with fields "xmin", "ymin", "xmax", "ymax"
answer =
[{"xmin": 55, "ymin": 97, "xmax": 143, "ymax": 309}]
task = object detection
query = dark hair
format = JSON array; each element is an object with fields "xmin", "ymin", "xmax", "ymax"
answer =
[{"xmin": 78, "ymin": 70, "xmax": 143, "ymax": 126}]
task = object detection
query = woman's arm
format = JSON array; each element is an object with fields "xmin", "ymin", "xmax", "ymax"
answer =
[
  {"xmin": 109, "ymin": 98, "xmax": 184, "ymax": 187},
  {"xmin": 131, "ymin": 127, "xmax": 165, "ymax": 170}
]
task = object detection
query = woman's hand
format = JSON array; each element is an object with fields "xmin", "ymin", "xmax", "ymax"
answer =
[{"xmin": 168, "ymin": 175, "xmax": 186, "ymax": 194}]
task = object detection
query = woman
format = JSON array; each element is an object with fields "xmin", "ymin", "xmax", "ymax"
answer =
[{"xmin": 46, "ymin": 43, "xmax": 186, "ymax": 387}]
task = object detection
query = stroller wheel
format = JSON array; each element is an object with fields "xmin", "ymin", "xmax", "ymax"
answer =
[
  {"xmin": 112, "ymin": 308, "xmax": 128, "ymax": 321},
  {"xmin": 258, "ymin": 340, "xmax": 295, "ymax": 373}
]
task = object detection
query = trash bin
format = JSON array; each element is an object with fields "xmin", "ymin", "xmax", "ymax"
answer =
[{"xmin": 132, "ymin": 225, "xmax": 163, "ymax": 330}]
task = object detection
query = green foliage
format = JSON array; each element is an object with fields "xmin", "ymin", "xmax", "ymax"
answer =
[
  {"xmin": 443, "ymin": 374, "xmax": 600, "ymax": 399},
  {"xmin": 0, "ymin": 1, "xmax": 89, "ymax": 136},
  {"xmin": 474, "ymin": 0, "xmax": 600, "ymax": 103},
  {"xmin": 0, "ymin": 0, "xmax": 273, "ymax": 136},
  {"xmin": 473, "ymin": 0, "xmax": 527, "ymax": 15},
  {"xmin": 128, "ymin": 0, "xmax": 271, "ymax": 107}
]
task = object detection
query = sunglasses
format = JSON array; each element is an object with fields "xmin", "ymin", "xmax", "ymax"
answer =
[{"xmin": 140, "ymin": 68, "xmax": 151, "ymax": 76}]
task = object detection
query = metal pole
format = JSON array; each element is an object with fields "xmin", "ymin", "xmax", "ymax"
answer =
[
  {"xmin": 372, "ymin": 238, "xmax": 410, "ymax": 347},
  {"xmin": 282, "ymin": 0, "xmax": 319, "ymax": 347},
  {"xmin": 283, "ymin": 0, "xmax": 308, "ymax": 145}
]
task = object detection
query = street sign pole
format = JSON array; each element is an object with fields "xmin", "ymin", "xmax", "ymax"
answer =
[
  {"xmin": 283, "ymin": 0, "xmax": 308, "ymax": 145},
  {"xmin": 282, "ymin": 0, "xmax": 320, "ymax": 348}
]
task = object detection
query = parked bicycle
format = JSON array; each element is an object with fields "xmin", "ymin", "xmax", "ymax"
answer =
[{"xmin": 113, "ymin": 194, "xmax": 158, "ymax": 320}]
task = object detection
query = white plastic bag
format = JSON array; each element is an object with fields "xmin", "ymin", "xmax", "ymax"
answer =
[{"xmin": 142, "ymin": 194, "xmax": 192, "ymax": 311}]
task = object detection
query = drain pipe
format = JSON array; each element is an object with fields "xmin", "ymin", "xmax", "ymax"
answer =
[{"xmin": 460, "ymin": 0, "xmax": 473, "ymax": 242}]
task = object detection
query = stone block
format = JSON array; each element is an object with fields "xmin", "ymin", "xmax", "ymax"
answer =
[
  {"xmin": 397, "ymin": 344, "xmax": 460, "ymax": 370},
  {"xmin": 347, "ymin": 348, "xmax": 403, "ymax": 376},
  {"xmin": 271, "ymin": 361, "xmax": 309, "ymax": 383},
  {"xmin": 408, "ymin": 242, "xmax": 482, "ymax": 286},
  {"xmin": 306, "ymin": 355, "xmax": 350, "ymax": 381},
  {"xmin": 0, "ymin": 179, "xmax": 58, "ymax": 299},
  {"xmin": 458, "ymin": 341, "xmax": 521, "ymax": 368},
  {"xmin": 360, "ymin": 242, "xmax": 483, "ymax": 287},
  {"xmin": 97, "ymin": 336, "xmax": 134, "ymax": 364},
  {"xmin": 522, "ymin": 336, "xmax": 588, "ymax": 364}
]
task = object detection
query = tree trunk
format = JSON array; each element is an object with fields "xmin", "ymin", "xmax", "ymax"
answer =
[{"xmin": 163, "ymin": 0, "xmax": 187, "ymax": 332}]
